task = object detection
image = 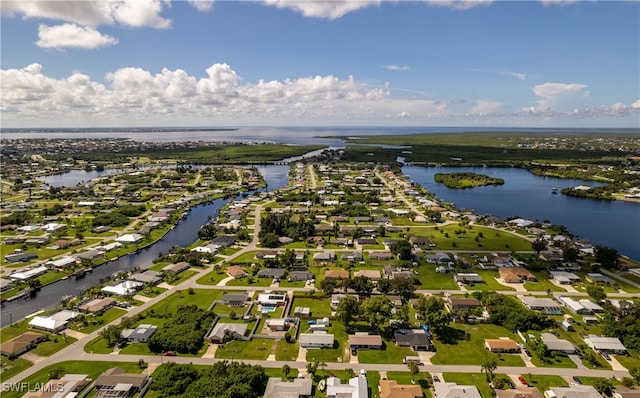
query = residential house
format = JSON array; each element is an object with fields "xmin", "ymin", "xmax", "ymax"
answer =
[
  {"xmin": 583, "ymin": 335, "xmax": 627, "ymax": 354},
  {"xmin": 519, "ymin": 296, "xmax": 563, "ymax": 314},
  {"xmin": 5, "ymin": 252, "xmax": 38, "ymax": 263},
  {"xmin": 484, "ymin": 338, "xmax": 520, "ymax": 353},
  {"xmin": 394, "ymin": 329, "xmax": 433, "ymax": 351},
  {"xmin": 353, "ymin": 269, "xmax": 381, "ymax": 281},
  {"xmin": 256, "ymin": 293, "xmax": 287, "ymax": 306},
  {"xmin": 294, "ymin": 307, "xmax": 311, "ymax": 317},
  {"xmin": 326, "ymin": 376, "xmax": 367, "ymax": 398},
  {"xmin": 206, "ymin": 323, "xmax": 248, "ymax": 343},
  {"xmin": 549, "ymin": 271, "xmax": 581, "ymax": 285},
  {"xmin": 539, "ymin": 333, "xmax": 575, "ymax": 354},
  {"xmin": 267, "ymin": 318, "xmax": 289, "ymax": 331},
  {"xmin": 128, "ymin": 270, "xmax": 162, "ymax": 285},
  {"xmin": 368, "ymin": 251, "xmax": 394, "ymax": 260},
  {"xmin": 120, "ymin": 324, "xmax": 158, "ymax": 343},
  {"xmin": 210, "ymin": 235, "xmax": 235, "ymax": 248},
  {"xmin": 434, "ymin": 382, "xmax": 481, "ymax": 398},
  {"xmin": 0, "ymin": 332, "xmax": 44, "ymax": 357},
  {"xmin": 330, "ymin": 294, "xmax": 356, "ymax": 310},
  {"xmin": 257, "ymin": 268, "xmax": 286, "ymax": 279},
  {"xmin": 425, "ymin": 252, "xmax": 450, "ymax": 264},
  {"xmin": 28, "ymin": 310, "xmax": 79, "ymax": 333},
  {"xmin": 101, "ymin": 281, "xmax": 143, "ymax": 296},
  {"xmin": 22, "ymin": 374, "xmax": 91, "ymax": 398},
  {"xmin": 162, "ymin": 261, "xmax": 190, "ymax": 274},
  {"xmin": 325, "ymin": 269, "xmax": 350, "ymax": 279},
  {"xmin": 348, "ymin": 332, "xmax": 382, "ymax": 350},
  {"xmin": 341, "ymin": 251, "xmax": 363, "ymax": 262},
  {"xmin": 585, "ymin": 273, "xmax": 615, "ymax": 284},
  {"xmin": 222, "ymin": 292, "xmax": 250, "ymax": 307},
  {"xmin": 94, "ymin": 367, "xmax": 151, "ymax": 398},
  {"xmin": 447, "ymin": 297, "xmax": 482, "ymax": 311},
  {"xmin": 453, "ymin": 273, "xmax": 484, "ymax": 285},
  {"xmin": 0, "ymin": 278, "xmax": 14, "ymax": 293},
  {"xmin": 496, "ymin": 387, "xmax": 544, "ymax": 398},
  {"xmin": 226, "ymin": 265, "xmax": 248, "ymax": 279},
  {"xmin": 256, "ymin": 251, "xmax": 279, "ymax": 260},
  {"xmin": 313, "ymin": 251, "xmax": 335, "ymax": 261},
  {"xmin": 289, "ymin": 271, "xmax": 314, "ymax": 282},
  {"xmin": 613, "ymin": 387, "xmax": 640, "ymax": 398},
  {"xmin": 299, "ymin": 331, "xmax": 334, "ymax": 348},
  {"xmin": 499, "ymin": 267, "xmax": 536, "ymax": 283},
  {"xmin": 543, "ymin": 385, "xmax": 601, "ymax": 398},
  {"xmin": 263, "ymin": 377, "xmax": 312, "ymax": 398},
  {"xmin": 78, "ymin": 297, "xmax": 116, "ymax": 313},
  {"xmin": 409, "ymin": 236, "xmax": 432, "ymax": 247},
  {"xmin": 379, "ymin": 380, "xmax": 423, "ymax": 398}
]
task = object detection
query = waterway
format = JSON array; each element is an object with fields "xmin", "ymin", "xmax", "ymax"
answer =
[
  {"xmin": 1, "ymin": 165, "xmax": 290, "ymax": 327},
  {"xmin": 402, "ymin": 166, "xmax": 640, "ymax": 261}
]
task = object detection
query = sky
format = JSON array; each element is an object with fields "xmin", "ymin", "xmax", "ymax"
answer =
[{"xmin": 1, "ymin": 0, "xmax": 639, "ymax": 128}]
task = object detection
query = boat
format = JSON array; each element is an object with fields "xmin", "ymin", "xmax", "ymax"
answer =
[
  {"xmin": 73, "ymin": 268, "xmax": 90, "ymax": 279},
  {"xmin": 551, "ymin": 187, "xmax": 558, "ymax": 194}
]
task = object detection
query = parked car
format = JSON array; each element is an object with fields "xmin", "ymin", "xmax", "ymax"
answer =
[
  {"xmin": 164, "ymin": 351, "xmax": 176, "ymax": 356},
  {"xmin": 572, "ymin": 376, "xmax": 582, "ymax": 385},
  {"xmin": 433, "ymin": 376, "xmax": 440, "ymax": 383},
  {"xmin": 518, "ymin": 376, "xmax": 528, "ymax": 385}
]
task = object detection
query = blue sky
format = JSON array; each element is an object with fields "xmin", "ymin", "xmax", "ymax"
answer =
[{"xmin": 1, "ymin": 0, "xmax": 639, "ymax": 128}]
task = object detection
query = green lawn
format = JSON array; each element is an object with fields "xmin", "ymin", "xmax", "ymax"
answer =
[
  {"xmin": 70, "ymin": 307, "xmax": 127, "ymax": 333},
  {"xmin": 289, "ymin": 296, "xmax": 333, "ymax": 318},
  {"xmin": 465, "ymin": 269, "xmax": 515, "ymax": 291},
  {"xmin": 0, "ymin": 357, "xmax": 32, "ymax": 383},
  {"xmin": 145, "ymin": 289, "xmax": 222, "ymax": 315},
  {"xmin": 306, "ymin": 322, "xmax": 348, "ymax": 363},
  {"xmin": 30, "ymin": 336, "xmax": 77, "ymax": 357},
  {"xmin": 226, "ymin": 276, "xmax": 273, "ymax": 287},
  {"xmin": 387, "ymin": 371, "xmax": 432, "ymax": 398},
  {"xmin": 411, "ymin": 224, "xmax": 532, "ymax": 251},
  {"xmin": 530, "ymin": 352, "xmax": 577, "ymax": 368},
  {"xmin": 119, "ymin": 342, "xmax": 153, "ymax": 355},
  {"xmin": 431, "ymin": 323, "xmax": 525, "ymax": 367},
  {"xmin": 616, "ymin": 352, "xmax": 640, "ymax": 371},
  {"xmin": 1, "ymin": 361, "xmax": 144, "ymax": 398},
  {"xmin": 215, "ymin": 338, "xmax": 274, "ymax": 360},
  {"xmin": 275, "ymin": 339, "xmax": 300, "ymax": 361},
  {"xmin": 165, "ymin": 270, "xmax": 198, "ymax": 285},
  {"xmin": 196, "ymin": 269, "xmax": 229, "ymax": 285},
  {"xmin": 1, "ymin": 320, "xmax": 38, "ymax": 343},
  {"xmin": 442, "ymin": 372, "xmax": 493, "ymax": 398},
  {"xmin": 525, "ymin": 374, "xmax": 569, "ymax": 391},
  {"xmin": 415, "ymin": 265, "xmax": 459, "ymax": 290},
  {"xmin": 84, "ymin": 335, "xmax": 114, "ymax": 354},
  {"xmin": 357, "ymin": 340, "xmax": 416, "ymax": 364}
]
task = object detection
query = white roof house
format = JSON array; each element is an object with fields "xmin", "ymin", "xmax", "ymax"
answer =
[
  {"xmin": 28, "ymin": 310, "xmax": 79, "ymax": 333},
  {"xmin": 557, "ymin": 296, "xmax": 591, "ymax": 314},
  {"xmin": 46, "ymin": 256, "xmax": 77, "ymax": 269},
  {"xmin": 434, "ymin": 382, "xmax": 482, "ymax": 398},
  {"xmin": 299, "ymin": 331, "xmax": 334, "ymax": 348},
  {"xmin": 256, "ymin": 293, "xmax": 287, "ymax": 306},
  {"xmin": 544, "ymin": 385, "xmax": 601, "ymax": 398},
  {"xmin": 578, "ymin": 299, "xmax": 604, "ymax": 313},
  {"xmin": 583, "ymin": 335, "xmax": 627, "ymax": 353},
  {"xmin": 9, "ymin": 265, "xmax": 48, "ymax": 281},
  {"xmin": 115, "ymin": 234, "xmax": 143, "ymax": 244},
  {"xmin": 42, "ymin": 223, "xmax": 67, "ymax": 232},
  {"xmin": 101, "ymin": 281, "xmax": 143, "ymax": 296},
  {"xmin": 326, "ymin": 376, "xmax": 367, "ymax": 398},
  {"xmin": 540, "ymin": 333, "xmax": 576, "ymax": 353}
]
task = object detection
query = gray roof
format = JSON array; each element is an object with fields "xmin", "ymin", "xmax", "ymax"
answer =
[
  {"xmin": 540, "ymin": 333, "xmax": 575, "ymax": 352},
  {"xmin": 206, "ymin": 323, "xmax": 248, "ymax": 341},
  {"xmin": 263, "ymin": 377, "xmax": 312, "ymax": 398},
  {"xmin": 257, "ymin": 268, "xmax": 286, "ymax": 278}
]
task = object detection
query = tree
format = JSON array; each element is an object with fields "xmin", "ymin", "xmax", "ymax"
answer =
[
  {"xmin": 345, "ymin": 275, "xmax": 374, "ymax": 296},
  {"xmin": 362, "ymin": 295, "xmax": 393, "ymax": 333},
  {"xmin": 630, "ymin": 367, "xmax": 640, "ymax": 384},
  {"xmin": 48, "ymin": 366, "xmax": 66, "ymax": 380},
  {"xmin": 377, "ymin": 278, "xmax": 392, "ymax": 294},
  {"xmin": 260, "ymin": 232, "xmax": 280, "ymax": 248},
  {"xmin": 391, "ymin": 277, "xmax": 416, "ymax": 301},
  {"xmin": 319, "ymin": 278, "xmax": 339, "ymax": 296},
  {"xmin": 281, "ymin": 364, "xmax": 291, "ymax": 381},
  {"xmin": 100, "ymin": 325, "xmax": 121, "ymax": 347},
  {"xmin": 586, "ymin": 285, "xmax": 607, "ymax": 302},
  {"xmin": 481, "ymin": 356, "xmax": 498, "ymax": 381},
  {"xmin": 531, "ymin": 237, "xmax": 546, "ymax": 255},
  {"xmin": 593, "ymin": 378, "xmax": 614, "ymax": 395},
  {"xmin": 336, "ymin": 295, "xmax": 361, "ymax": 332},
  {"xmin": 391, "ymin": 240, "xmax": 413, "ymax": 261},
  {"xmin": 416, "ymin": 296, "xmax": 451, "ymax": 334},
  {"xmin": 345, "ymin": 368, "xmax": 355, "ymax": 380},
  {"xmin": 280, "ymin": 248, "xmax": 296, "ymax": 269},
  {"xmin": 306, "ymin": 361, "xmax": 319, "ymax": 378},
  {"xmin": 408, "ymin": 361, "xmax": 420, "ymax": 383},
  {"xmin": 594, "ymin": 245, "xmax": 619, "ymax": 269}
]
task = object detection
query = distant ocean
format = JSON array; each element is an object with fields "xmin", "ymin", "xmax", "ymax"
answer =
[{"xmin": 1, "ymin": 126, "xmax": 638, "ymax": 146}]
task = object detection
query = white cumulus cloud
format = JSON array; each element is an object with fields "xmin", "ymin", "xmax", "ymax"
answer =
[
  {"xmin": 382, "ymin": 65, "xmax": 412, "ymax": 71},
  {"xmin": 533, "ymin": 82, "xmax": 589, "ymax": 111},
  {"xmin": 36, "ymin": 23, "xmax": 118, "ymax": 49},
  {"xmin": 423, "ymin": 0, "xmax": 493, "ymax": 11},
  {"xmin": 471, "ymin": 99, "xmax": 503, "ymax": 115},
  {"xmin": 188, "ymin": 0, "xmax": 215, "ymax": 12},
  {"xmin": 262, "ymin": 0, "xmax": 381, "ymax": 19}
]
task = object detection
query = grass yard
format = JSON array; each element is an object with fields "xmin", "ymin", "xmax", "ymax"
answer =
[
  {"xmin": 386, "ymin": 371, "xmax": 432, "ymax": 398},
  {"xmin": 415, "ymin": 265, "xmax": 459, "ymax": 290},
  {"xmin": 196, "ymin": 269, "xmax": 229, "ymax": 285},
  {"xmin": 145, "ymin": 289, "xmax": 222, "ymax": 315},
  {"xmin": 289, "ymin": 296, "xmax": 333, "ymax": 318},
  {"xmin": 1, "ymin": 361, "xmax": 144, "ymax": 398},
  {"xmin": 264, "ymin": 366, "xmax": 299, "ymax": 379},
  {"xmin": 1, "ymin": 320, "xmax": 37, "ymax": 343},
  {"xmin": 442, "ymin": 372, "xmax": 493, "ymax": 398},
  {"xmin": 30, "ymin": 336, "xmax": 77, "ymax": 357},
  {"xmin": 524, "ymin": 272, "xmax": 567, "ymax": 292},
  {"xmin": 356, "ymin": 340, "xmax": 416, "ymax": 364},
  {"xmin": 306, "ymin": 322, "xmax": 348, "ymax": 363},
  {"xmin": 275, "ymin": 339, "xmax": 300, "ymax": 361},
  {"xmin": 431, "ymin": 323, "xmax": 525, "ymax": 367},
  {"xmin": 215, "ymin": 338, "xmax": 274, "ymax": 360},
  {"xmin": 530, "ymin": 352, "xmax": 577, "ymax": 368},
  {"xmin": 226, "ymin": 276, "xmax": 273, "ymax": 287},
  {"xmin": 524, "ymin": 374, "xmax": 569, "ymax": 391},
  {"xmin": 616, "ymin": 352, "xmax": 640, "ymax": 371},
  {"xmin": 0, "ymin": 357, "xmax": 32, "ymax": 383},
  {"xmin": 70, "ymin": 307, "xmax": 127, "ymax": 333},
  {"xmin": 119, "ymin": 343, "xmax": 153, "ymax": 355},
  {"xmin": 164, "ymin": 270, "xmax": 198, "ymax": 285},
  {"xmin": 465, "ymin": 269, "xmax": 515, "ymax": 291},
  {"xmin": 84, "ymin": 335, "xmax": 114, "ymax": 354}
]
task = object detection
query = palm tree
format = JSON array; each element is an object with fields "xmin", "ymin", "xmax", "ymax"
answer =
[
  {"xmin": 481, "ymin": 356, "xmax": 498, "ymax": 382},
  {"xmin": 345, "ymin": 368, "xmax": 355, "ymax": 380},
  {"xmin": 408, "ymin": 362, "xmax": 420, "ymax": 383},
  {"xmin": 281, "ymin": 364, "xmax": 291, "ymax": 381}
]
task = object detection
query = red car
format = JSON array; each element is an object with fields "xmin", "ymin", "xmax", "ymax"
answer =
[
  {"xmin": 518, "ymin": 376, "xmax": 527, "ymax": 385},
  {"xmin": 163, "ymin": 351, "xmax": 176, "ymax": 356}
]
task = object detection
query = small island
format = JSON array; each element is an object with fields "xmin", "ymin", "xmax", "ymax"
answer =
[{"xmin": 434, "ymin": 172, "xmax": 505, "ymax": 189}]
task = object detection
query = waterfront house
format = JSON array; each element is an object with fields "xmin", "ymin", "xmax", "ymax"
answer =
[{"xmin": 0, "ymin": 332, "xmax": 44, "ymax": 357}]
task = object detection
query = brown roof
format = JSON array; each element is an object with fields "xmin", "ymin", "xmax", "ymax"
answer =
[
  {"xmin": 380, "ymin": 380, "xmax": 423, "ymax": 398},
  {"xmin": 325, "ymin": 270, "xmax": 350, "ymax": 279},
  {"xmin": 495, "ymin": 387, "xmax": 544, "ymax": 398},
  {"xmin": 485, "ymin": 338, "xmax": 519, "ymax": 351},
  {"xmin": 353, "ymin": 270, "xmax": 381, "ymax": 280},
  {"xmin": 226, "ymin": 265, "xmax": 247, "ymax": 277},
  {"xmin": 348, "ymin": 334, "xmax": 382, "ymax": 347},
  {"xmin": 78, "ymin": 297, "xmax": 116, "ymax": 313},
  {"xmin": 499, "ymin": 267, "xmax": 535, "ymax": 281},
  {"xmin": 0, "ymin": 332, "xmax": 43, "ymax": 356}
]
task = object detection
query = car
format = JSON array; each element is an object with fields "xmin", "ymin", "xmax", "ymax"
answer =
[
  {"xmin": 433, "ymin": 376, "xmax": 440, "ymax": 383},
  {"xmin": 351, "ymin": 348, "xmax": 358, "ymax": 356},
  {"xmin": 163, "ymin": 351, "xmax": 176, "ymax": 356},
  {"xmin": 518, "ymin": 376, "xmax": 527, "ymax": 385},
  {"xmin": 572, "ymin": 376, "xmax": 582, "ymax": 385},
  {"xmin": 523, "ymin": 349, "xmax": 532, "ymax": 357},
  {"xmin": 602, "ymin": 353, "xmax": 611, "ymax": 360}
]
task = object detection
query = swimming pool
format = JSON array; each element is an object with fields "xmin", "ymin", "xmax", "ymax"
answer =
[{"xmin": 260, "ymin": 306, "xmax": 276, "ymax": 312}]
